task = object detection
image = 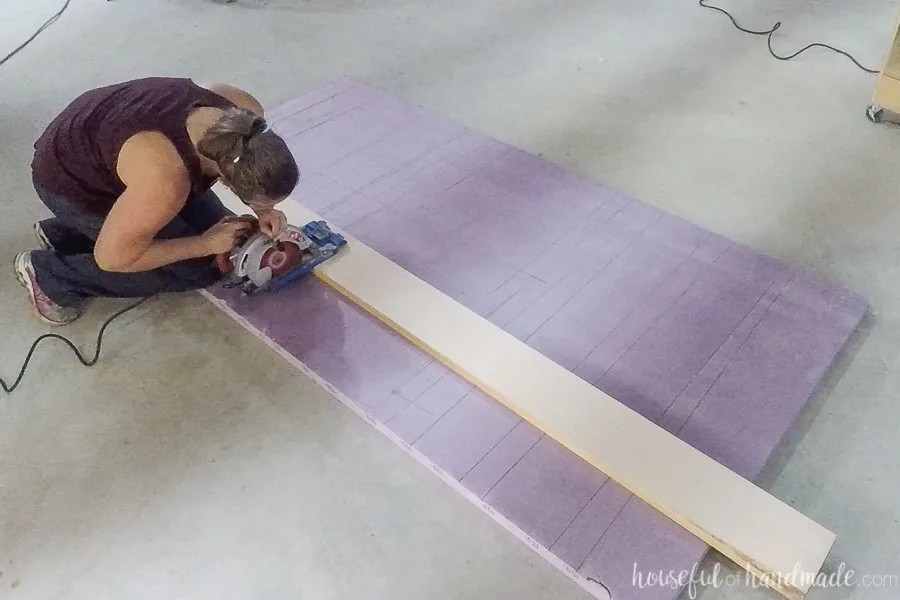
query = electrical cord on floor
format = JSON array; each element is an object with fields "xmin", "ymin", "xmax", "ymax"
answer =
[
  {"xmin": 1, "ymin": 296, "xmax": 151, "ymax": 394},
  {"xmin": 699, "ymin": 0, "xmax": 879, "ymax": 74},
  {"xmin": 0, "ymin": 0, "xmax": 72, "ymax": 68}
]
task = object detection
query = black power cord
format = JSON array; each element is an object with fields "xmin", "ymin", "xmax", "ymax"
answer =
[
  {"xmin": 699, "ymin": 0, "xmax": 878, "ymax": 74},
  {"xmin": 0, "ymin": 0, "xmax": 72, "ymax": 68},
  {"xmin": 1, "ymin": 296, "xmax": 151, "ymax": 394}
]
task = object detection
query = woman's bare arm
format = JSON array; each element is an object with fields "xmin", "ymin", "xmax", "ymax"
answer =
[{"xmin": 93, "ymin": 132, "xmax": 213, "ymax": 272}]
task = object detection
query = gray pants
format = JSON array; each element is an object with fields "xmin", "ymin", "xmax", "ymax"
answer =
[{"xmin": 30, "ymin": 187, "xmax": 233, "ymax": 307}]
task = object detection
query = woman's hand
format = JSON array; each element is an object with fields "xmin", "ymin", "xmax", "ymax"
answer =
[
  {"xmin": 202, "ymin": 217, "xmax": 254, "ymax": 254},
  {"xmin": 254, "ymin": 208, "xmax": 288, "ymax": 239}
]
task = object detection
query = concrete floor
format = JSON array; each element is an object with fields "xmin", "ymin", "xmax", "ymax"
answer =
[{"xmin": 1, "ymin": 0, "xmax": 898, "ymax": 598}]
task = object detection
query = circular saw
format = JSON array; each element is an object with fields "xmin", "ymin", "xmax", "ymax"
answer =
[{"xmin": 223, "ymin": 220, "xmax": 347, "ymax": 295}]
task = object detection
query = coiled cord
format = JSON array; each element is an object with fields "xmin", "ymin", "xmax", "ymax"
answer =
[{"xmin": 1, "ymin": 297, "xmax": 151, "ymax": 394}]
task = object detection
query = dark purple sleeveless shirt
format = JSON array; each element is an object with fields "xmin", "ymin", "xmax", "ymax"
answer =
[{"xmin": 31, "ymin": 77, "xmax": 234, "ymax": 214}]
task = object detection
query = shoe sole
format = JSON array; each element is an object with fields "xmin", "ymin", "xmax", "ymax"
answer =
[
  {"xmin": 33, "ymin": 222, "xmax": 54, "ymax": 251},
  {"xmin": 14, "ymin": 252, "xmax": 71, "ymax": 326}
]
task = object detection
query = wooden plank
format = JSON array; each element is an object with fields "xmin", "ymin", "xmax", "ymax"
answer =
[
  {"xmin": 872, "ymin": 10, "xmax": 900, "ymax": 113},
  {"xmin": 873, "ymin": 72, "xmax": 900, "ymax": 114},
  {"xmin": 214, "ymin": 186, "xmax": 835, "ymax": 600}
]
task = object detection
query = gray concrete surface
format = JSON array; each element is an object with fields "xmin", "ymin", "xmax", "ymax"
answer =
[{"xmin": 1, "ymin": 0, "xmax": 898, "ymax": 598}]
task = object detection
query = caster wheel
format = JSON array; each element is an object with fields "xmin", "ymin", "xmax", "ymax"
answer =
[{"xmin": 866, "ymin": 104, "xmax": 885, "ymax": 123}]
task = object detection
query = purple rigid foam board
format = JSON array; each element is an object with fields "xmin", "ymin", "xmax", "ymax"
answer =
[{"xmin": 204, "ymin": 79, "xmax": 868, "ymax": 600}]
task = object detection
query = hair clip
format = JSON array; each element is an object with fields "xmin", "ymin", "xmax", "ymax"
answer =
[
  {"xmin": 233, "ymin": 155, "xmax": 241, "ymax": 163},
  {"xmin": 260, "ymin": 123, "xmax": 271, "ymax": 134}
]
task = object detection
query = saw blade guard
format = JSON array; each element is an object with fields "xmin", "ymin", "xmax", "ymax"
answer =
[{"xmin": 231, "ymin": 225, "xmax": 313, "ymax": 289}]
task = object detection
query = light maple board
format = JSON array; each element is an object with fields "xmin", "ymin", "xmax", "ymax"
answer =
[
  {"xmin": 871, "ymin": 10, "xmax": 900, "ymax": 115},
  {"xmin": 212, "ymin": 186, "xmax": 834, "ymax": 600}
]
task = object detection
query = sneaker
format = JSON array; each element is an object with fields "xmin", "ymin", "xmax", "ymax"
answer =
[
  {"xmin": 33, "ymin": 222, "xmax": 55, "ymax": 251},
  {"xmin": 14, "ymin": 251, "xmax": 82, "ymax": 325}
]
